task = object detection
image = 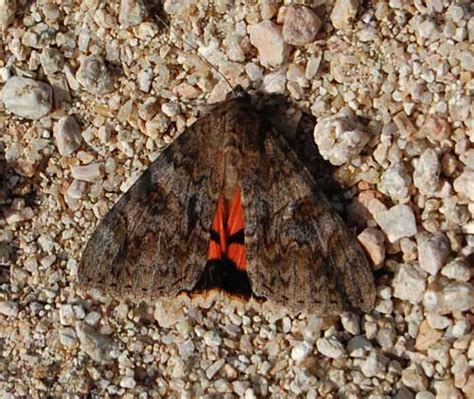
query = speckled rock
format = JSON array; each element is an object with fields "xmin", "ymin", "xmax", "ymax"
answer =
[
  {"xmin": 75, "ymin": 322, "xmax": 116, "ymax": 364},
  {"xmin": 119, "ymin": 0, "xmax": 147, "ymax": 27},
  {"xmin": 282, "ymin": 5, "xmax": 321, "ymax": 46},
  {"xmin": 76, "ymin": 55, "xmax": 114, "ymax": 94},
  {"xmin": 2, "ymin": 76, "xmax": 52, "ymax": 119},
  {"xmin": 331, "ymin": 0, "xmax": 359, "ymax": 29},
  {"xmin": 71, "ymin": 163, "xmax": 102, "ymax": 183},
  {"xmin": 313, "ymin": 107, "xmax": 370, "ymax": 166},
  {"xmin": 413, "ymin": 149, "xmax": 440, "ymax": 196},
  {"xmin": 378, "ymin": 163, "xmax": 411, "ymax": 202}
]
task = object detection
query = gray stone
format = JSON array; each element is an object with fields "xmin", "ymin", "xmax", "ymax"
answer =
[
  {"xmin": 416, "ymin": 232, "xmax": 450, "ymax": 275},
  {"xmin": 76, "ymin": 55, "xmax": 114, "ymax": 95},
  {"xmin": 0, "ymin": 0, "xmax": 16, "ymax": 31},
  {"xmin": 76, "ymin": 322, "xmax": 116, "ymax": 364},
  {"xmin": 53, "ymin": 115, "xmax": 82, "ymax": 156},
  {"xmin": 379, "ymin": 163, "xmax": 411, "ymax": 201}
]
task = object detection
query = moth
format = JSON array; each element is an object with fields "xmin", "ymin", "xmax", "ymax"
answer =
[{"xmin": 78, "ymin": 89, "xmax": 376, "ymax": 315}]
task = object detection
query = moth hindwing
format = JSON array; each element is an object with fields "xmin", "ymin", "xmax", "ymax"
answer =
[{"xmin": 78, "ymin": 94, "xmax": 376, "ymax": 315}]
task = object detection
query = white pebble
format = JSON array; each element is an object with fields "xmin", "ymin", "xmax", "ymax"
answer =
[
  {"xmin": 413, "ymin": 149, "xmax": 440, "ymax": 196},
  {"xmin": 423, "ymin": 282, "xmax": 474, "ymax": 314},
  {"xmin": 441, "ymin": 259, "xmax": 471, "ymax": 282},
  {"xmin": 453, "ymin": 170, "xmax": 474, "ymax": 201},
  {"xmin": 379, "ymin": 163, "xmax": 411, "ymax": 201},
  {"xmin": 71, "ymin": 163, "xmax": 102, "ymax": 183},
  {"xmin": 120, "ymin": 376, "xmax": 136, "ymax": 389},
  {"xmin": 392, "ymin": 263, "xmax": 427, "ymax": 304},
  {"xmin": 291, "ymin": 341, "xmax": 313, "ymax": 362},
  {"xmin": 2, "ymin": 76, "xmax": 52, "ymax": 119},
  {"xmin": 316, "ymin": 336, "xmax": 345, "ymax": 359},
  {"xmin": 416, "ymin": 232, "xmax": 450, "ymax": 276},
  {"xmin": 376, "ymin": 204, "xmax": 417, "ymax": 243}
]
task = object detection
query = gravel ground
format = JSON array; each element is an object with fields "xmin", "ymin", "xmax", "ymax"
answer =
[{"xmin": 0, "ymin": 0, "xmax": 473, "ymax": 398}]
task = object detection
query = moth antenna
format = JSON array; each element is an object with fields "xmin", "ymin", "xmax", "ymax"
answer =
[{"xmin": 152, "ymin": 13, "xmax": 236, "ymax": 96}]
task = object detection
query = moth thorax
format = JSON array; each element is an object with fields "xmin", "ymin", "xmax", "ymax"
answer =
[{"xmin": 223, "ymin": 148, "xmax": 241, "ymax": 201}]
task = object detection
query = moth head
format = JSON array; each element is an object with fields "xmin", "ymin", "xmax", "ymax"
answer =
[{"xmin": 229, "ymin": 85, "xmax": 250, "ymax": 102}]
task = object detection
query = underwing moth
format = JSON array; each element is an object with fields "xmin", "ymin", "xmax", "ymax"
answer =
[{"xmin": 78, "ymin": 89, "xmax": 376, "ymax": 315}]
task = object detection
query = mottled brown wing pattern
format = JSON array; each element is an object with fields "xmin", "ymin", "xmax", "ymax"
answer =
[
  {"xmin": 78, "ymin": 107, "xmax": 232, "ymax": 297},
  {"xmin": 242, "ymin": 122, "xmax": 376, "ymax": 315}
]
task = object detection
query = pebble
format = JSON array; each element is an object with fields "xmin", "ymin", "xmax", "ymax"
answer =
[
  {"xmin": 248, "ymin": 20, "xmax": 289, "ymax": 67},
  {"xmin": 67, "ymin": 179, "xmax": 87, "ymax": 200},
  {"xmin": 331, "ymin": 0, "xmax": 359, "ymax": 29},
  {"xmin": 53, "ymin": 115, "xmax": 82, "ymax": 156},
  {"xmin": 2, "ymin": 76, "xmax": 52, "ymax": 119},
  {"xmin": 76, "ymin": 55, "xmax": 114, "ymax": 95},
  {"xmin": 71, "ymin": 163, "xmax": 102, "ymax": 183},
  {"xmin": 441, "ymin": 259, "xmax": 471, "ymax": 282},
  {"xmin": 119, "ymin": 0, "xmax": 147, "ymax": 27},
  {"xmin": 282, "ymin": 5, "xmax": 321, "ymax": 46},
  {"xmin": 423, "ymin": 282, "xmax": 474, "ymax": 314},
  {"xmin": 361, "ymin": 351, "xmax": 388, "ymax": 377},
  {"xmin": 0, "ymin": 0, "xmax": 15, "ymax": 31},
  {"xmin": 453, "ymin": 170, "xmax": 474, "ymax": 201},
  {"xmin": 59, "ymin": 327, "xmax": 79, "ymax": 349},
  {"xmin": 120, "ymin": 376, "xmax": 137, "ymax": 389},
  {"xmin": 341, "ymin": 312, "xmax": 360, "ymax": 335},
  {"xmin": 378, "ymin": 163, "xmax": 411, "ymax": 201},
  {"xmin": 401, "ymin": 364, "xmax": 428, "ymax": 392},
  {"xmin": 0, "ymin": 300, "xmax": 19, "ymax": 317},
  {"xmin": 313, "ymin": 107, "xmax": 370, "ymax": 166},
  {"xmin": 376, "ymin": 204, "xmax": 417, "ymax": 243},
  {"xmin": 203, "ymin": 330, "xmax": 222, "ymax": 347},
  {"xmin": 262, "ymin": 70, "xmax": 286, "ymax": 94},
  {"xmin": 416, "ymin": 232, "xmax": 450, "ymax": 276},
  {"xmin": 40, "ymin": 47, "xmax": 64, "ymax": 75},
  {"xmin": 291, "ymin": 341, "xmax": 313, "ymax": 362},
  {"xmin": 75, "ymin": 322, "xmax": 116, "ymax": 364},
  {"xmin": 206, "ymin": 358, "xmax": 225, "ymax": 379},
  {"xmin": 415, "ymin": 320, "xmax": 443, "ymax": 352},
  {"xmin": 392, "ymin": 263, "xmax": 427, "ymax": 304},
  {"xmin": 347, "ymin": 336, "xmax": 373, "ymax": 357},
  {"xmin": 59, "ymin": 304, "xmax": 76, "ymax": 326},
  {"xmin": 357, "ymin": 228, "xmax": 385, "ymax": 267},
  {"xmin": 413, "ymin": 149, "xmax": 440, "ymax": 196},
  {"xmin": 316, "ymin": 336, "xmax": 345, "ymax": 359}
]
